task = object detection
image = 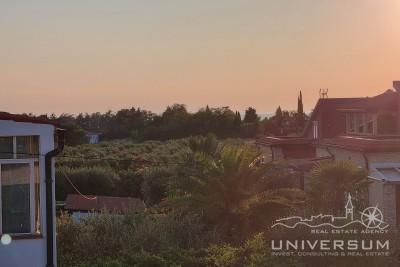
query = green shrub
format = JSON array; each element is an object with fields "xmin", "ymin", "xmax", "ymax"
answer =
[{"xmin": 56, "ymin": 166, "xmax": 119, "ymax": 200}]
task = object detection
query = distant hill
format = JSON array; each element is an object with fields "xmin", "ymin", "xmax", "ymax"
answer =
[{"xmin": 258, "ymin": 113, "xmax": 274, "ymax": 120}]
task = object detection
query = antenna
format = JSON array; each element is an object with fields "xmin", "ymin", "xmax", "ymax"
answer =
[{"xmin": 319, "ymin": 88, "xmax": 328, "ymax": 99}]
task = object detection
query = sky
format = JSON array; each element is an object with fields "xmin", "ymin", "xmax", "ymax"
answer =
[{"xmin": 1, "ymin": 0, "xmax": 400, "ymax": 115}]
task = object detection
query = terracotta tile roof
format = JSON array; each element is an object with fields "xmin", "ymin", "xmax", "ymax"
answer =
[
  {"xmin": 64, "ymin": 194, "xmax": 145, "ymax": 213},
  {"xmin": 320, "ymin": 136, "xmax": 400, "ymax": 152},
  {"xmin": 0, "ymin": 112, "xmax": 59, "ymax": 126},
  {"xmin": 336, "ymin": 90, "xmax": 398, "ymax": 112}
]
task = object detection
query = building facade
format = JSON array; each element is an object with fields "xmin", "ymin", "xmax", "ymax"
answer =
[
  {"xmin": 0, "ymin": 113, "xmax": 63, "ymax": 267},
  {"xmin": 256, "ymin": 81, "xmax": 400, "ymax": 226}
]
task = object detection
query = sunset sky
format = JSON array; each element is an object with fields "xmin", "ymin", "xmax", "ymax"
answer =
[{"xmin": 1, "ymin": 0, "xmax": 400, "ymax": 115}]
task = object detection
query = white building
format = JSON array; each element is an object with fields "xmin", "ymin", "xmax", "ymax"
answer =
[
  {"xmin": 86, "ymin": 132, "xmax": 102, "ymax": 144},
  {"xmin": 0, "ymin": 112, "xmax": 64, "ymax": 267}
]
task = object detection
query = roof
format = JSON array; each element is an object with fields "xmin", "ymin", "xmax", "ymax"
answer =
[
  {"xmin": 336, "ymin": 90, "xmax": 397, "ymax": 113},
  {"xmin": 302, "ymin": 97, "xmax": 363, "ymax": 137},
  {"xmin": 257, "ymin": 86, "xmax": 400, "ymax": 151},
  {"xmin": 369, "ymin": 164, "xmax": 400, "ymax": 183},
  {"xmin": 64, "ymin": 194, "xmax": 145, "ymax": 213},
  {"xmin": 320, "ymin": 136, "xmax": 400, "ymax": 152},
  {"xmin": 86, "ymin": 131, "xmax": 102, "ymax": 136},
  {"xmin": 257, "ymin": 97, "xmax": 365, "ymax": 147},
  {"xmin": 0, "ymin": 112, "xmax": 59, "ymax": 126}
]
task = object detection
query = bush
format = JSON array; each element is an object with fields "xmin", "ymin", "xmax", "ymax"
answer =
[
  {"xmin": 140, "ymin": 166, "xmax": 176, "ymax": 205},
  {"xmin": 56, "ymin": 166, "xmax": 119, "ymax": 200},
  {"xmin": 117, "ymin": 170, "xmax": 143, "ymax": 198},
  {"xmin": 57, "ymin": 212, "xmax": 216, "ymax": 267}
]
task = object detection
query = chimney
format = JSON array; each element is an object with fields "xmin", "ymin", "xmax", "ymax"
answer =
[{"xmin": 393, "ymin": 81, "xmax": 400, "ymax": 92}]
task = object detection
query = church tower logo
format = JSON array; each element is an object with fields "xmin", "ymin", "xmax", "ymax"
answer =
[
  {"xmin": 345, "ymin": 193, "xmax": 353, "ymax": 221},
  {"xmin": 272, "ymin": 193, "xmax": 388, "ymax": 230}
]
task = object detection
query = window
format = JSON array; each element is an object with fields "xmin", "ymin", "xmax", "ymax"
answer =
[
  {"xmin": 1, "ymin": 163, "xmax": 32, "ymax": 233},
  {"xmin": 357, "ymin": 114, "xmax": 364, "ymax": 133},
  {"xmin": 16, "ymin": 136, "xmax": 39, "ymax": 159},
  {"xmin": 366, "ymin": 114, "xmax": 373, "ymax": 134},
  {"xmin": 0, "ymin": 136, "xmax": 40, "ymax": 235},
  {"xmin": 0, "ymin": 137, "xmax": 13, "ymax": 159},
  {"xmin": 346, "ymin": 113, "xmax": 374, "ymax": 135},
  {"xmin": 0, "ymin": 136, "xmax": 39, "ymax": 159},
  {"xmin": 312, "ymin": 121, "xmax": 319, "ymax": 139},
  {"xmin": 349, "ymin": 114, "xmax": 355, "ymax": 133}
]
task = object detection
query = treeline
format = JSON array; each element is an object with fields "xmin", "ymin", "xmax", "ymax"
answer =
[{"xmin": 47, "ymin": 102, "xmax": 307, "ymax": 145}]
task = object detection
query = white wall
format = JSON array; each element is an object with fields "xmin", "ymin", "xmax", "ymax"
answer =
[{"xmin": 0, "ymin": 120, "xmax": 56, "ymax": 267}]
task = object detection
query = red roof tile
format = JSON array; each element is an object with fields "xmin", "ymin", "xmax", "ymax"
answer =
[
  {"xmin": 0, "ymin": 112, "xmax": 59, "ymax": 126},
  {"xmin": 336, "ymin": 90, "xmax": 397, "ymax": 112},
  {"xmin": 321, "ymin": 136, "xmax": 400, "ymax": 152}
]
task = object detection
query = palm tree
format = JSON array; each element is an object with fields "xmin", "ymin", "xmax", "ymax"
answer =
[
  {"xmin": 308, "ymin": 160, "xmax": 368, "ymax": 216},
  {"xmin": 165, "ymin": 140, "xmax": 304, "ymax": 241}
]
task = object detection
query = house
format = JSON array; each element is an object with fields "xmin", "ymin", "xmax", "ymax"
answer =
[
  {"xmin": 0, "ymin": 112, "xmax": 64, "ymax": 267},
  {"xmin": 85, "ymin": 131, "xmax": 102, "ymax": 144},
  {"xmin": 256, "ymin": 81, "xmax": 400, "ymax": 226},
  {"xmin": 64, "ymin": 194, "xmax": 145, "ymax": 220}
]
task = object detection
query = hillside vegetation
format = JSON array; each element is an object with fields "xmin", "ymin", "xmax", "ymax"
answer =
[
  {"xmin": 56, "ymin": 136, "xmax": 396, "ymax": 267},
  {"xmin": 56, "ymin": 137, "xmax": 246, "ymax": 201}
]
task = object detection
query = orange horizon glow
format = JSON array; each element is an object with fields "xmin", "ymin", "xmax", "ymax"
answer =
[{"xmin": 1, "ymin": 1, "xmax": 400, "ymax": 115}]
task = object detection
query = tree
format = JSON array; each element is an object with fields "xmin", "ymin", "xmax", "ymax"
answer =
[
  {"xmin": 233, "ymin": 111, "xmax": 242, "ymax": 130},
  {"xmin": 296, "ymin": 91, "xmax": 305, "ymax": 132},
  {"xmin": 56, "ymin": 166, "xmax": 119, "ymax": 200},
  {"xmin": 57, "ymin": 114, "xmax": 88, "ymax": 145},
  {"xmin": 188, "ymin": 133, "xmax": 219, "ymax": 156},
  {"xmin": 166, "ymin": 144, "xmax": 304, "ymax": 241},
  {"xmin": 243, "ymin": 107, "xmax": 259, "ymax": 123},
  {"xmin": 274, "ymin": 106, "xmax": 283, "ymax": 135},
  {"xmin": 307, "ymin": 161, "xmax": 368, "ymax": 216},
  {"xmin": 297, "ymin": 91, "xmax": 303, "ymax": 114}
]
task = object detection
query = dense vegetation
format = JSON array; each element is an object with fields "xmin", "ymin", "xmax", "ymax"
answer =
[
  {"xmin": 56, "ymin": 136, "xmax": 249, "ymax": 202},
  {"xmin": 56, "ymin": 135, "xmax": 397, "ymax": 266},
  {"xmin": 56, "ymin": 138, "xmax": 190, "ymax": 201},
  {"xmin": 33, "ymin": 100, "xmax": 307, "ymax": 145}
]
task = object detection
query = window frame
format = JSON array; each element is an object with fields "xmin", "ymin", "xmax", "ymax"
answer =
[
  {"xmin": 0, "ymin": 159, "xmax": 36, "ymax": 234},
  {"xmin": 312, "ymin": 120, "xmax": 319, "ymax": 139},
  {"xmin": 346, "ymin": 113, "xmax": 374, "ymax": 136},
  {"xmin": 0, "ymin": 135, "xmax": 40, "ymax": 235}
]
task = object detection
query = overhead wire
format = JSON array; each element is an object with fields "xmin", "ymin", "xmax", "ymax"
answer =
[
  {"xmin": 0, "ymin": 151, "xmax": 187, "ymax": 201},
  {"xmin": 61, "ymin": 169, "xmax": 97, "ymax": 201}
]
